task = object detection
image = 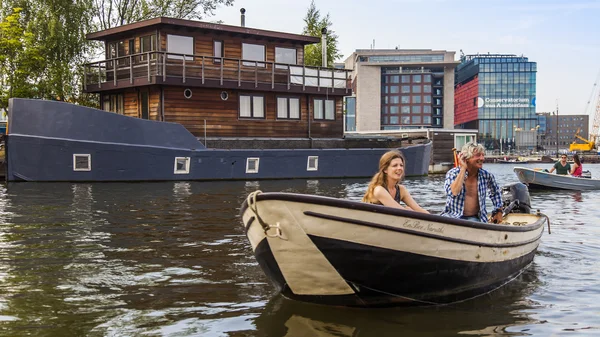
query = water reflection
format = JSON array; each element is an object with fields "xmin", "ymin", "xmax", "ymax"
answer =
[
  {"xmin": 0, "ymin": 166, "xmax": 599, "ymax": 335},
  {"xmin": 256, "ymin": 267, "xmax": 541, "ymax": 337}
]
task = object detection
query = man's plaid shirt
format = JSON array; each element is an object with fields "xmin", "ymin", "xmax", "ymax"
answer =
[{"xmin": 441, "ymin": 167, "xmax": 503, "ymax": 223}]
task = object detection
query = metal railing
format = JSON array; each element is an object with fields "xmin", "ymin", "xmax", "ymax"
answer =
[{"xmin": 83, "ymin": 52, "xmax": 352, "ymax": 93}]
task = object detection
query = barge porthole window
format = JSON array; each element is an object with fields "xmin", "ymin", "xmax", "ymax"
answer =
[
  {"xmin": 174, "ymin": 157, "xmax": 191, "ymax": 174},
  {"xmin": 220, "ymin": 91, "xmax": 229, "ymax": 100},
  {"xmin": 73, "ymin": 154, "xmax": 91, "ymax": 172},
  {"xmin": 246, "ymin": 158, "xmax": 260, "ymax": 174},
  {"xmin": 307, "ymin": 156, "xmax": 319, "ymax": 171},
  {"xmin": 184, "ymin": 89, "xmax": 193, "ymax": 99}
]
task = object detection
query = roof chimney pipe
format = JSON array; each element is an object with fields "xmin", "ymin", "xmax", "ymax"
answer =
[
  {"xmin": 321, "ymin": 27, "xmax": 327, "ymax": 67},
  {"xmin": 240, "ymin": 8, "xmax": 246, "ymax": 27}
]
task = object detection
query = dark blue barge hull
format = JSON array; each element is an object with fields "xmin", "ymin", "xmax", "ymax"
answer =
[{"xmin": 6, "ymin": 99, "xmax": 431, "ymax": 182}]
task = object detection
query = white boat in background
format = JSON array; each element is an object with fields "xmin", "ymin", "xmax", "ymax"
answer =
[
  {"xmin": 514, "ymin": 167, "xmax": 600, "ymax": 190},
  {"xmin": 240, "ymin": 183, "xmax": 548, "ymax": 307}
]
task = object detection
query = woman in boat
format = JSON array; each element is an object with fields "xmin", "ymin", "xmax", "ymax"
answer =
[
  {"xmin": 362, "ymin": 150, "xmax": 429, "ymax": 213},
  {"xmin": 570, "ymin": 153, "xmax": 583, "ymax": 177}
]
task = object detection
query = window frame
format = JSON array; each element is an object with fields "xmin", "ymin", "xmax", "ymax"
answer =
[
  {"xmin": 313, "ymin": 98, "xmax": 336, "ymax": 121},
  {"xmin": 242, "ymin": 43, "xmax": 266, "ymax": 67},
  {"xmin": 173, "ymin": 157, "xmax": 191, "ymax": 174},
  {"xmin": 246, "ymin": 158, "xmax": 260, "ymax": 174},
  {"xmin": 307, "ymin": 156, "xmax": 319, "ymax": 171},
  {"xmin": 213, "ymin": 40, "xmax": 223, "ymax": 64},
  {"xmin": 167, "ymin": 34, "xmax": 194, "ymax": 61},
  {"xmin": 275, "ymin": 46, "xmax": 297, "ymax": 69},
  {"xmin": 239, "ymin": 94, "xmax": 266, "ymax": 119},
  {"xmin": 140, "ymin": 34, "xmax": 156, "ymax": 61},
  {"xmin": 73, "ymin": 154, "xmax": 92, "ymax": 172},
  {"xmin": 276, "ymin": 96, "xmax": 301, "ymax": 120}
]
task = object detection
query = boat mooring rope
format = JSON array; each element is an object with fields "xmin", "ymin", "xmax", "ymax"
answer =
[{"xmin": 246, "ymin": 190, "xmax": 287, "ymax": 240}]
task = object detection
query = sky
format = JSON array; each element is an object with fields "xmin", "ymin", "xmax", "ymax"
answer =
[{"xmin": 212, "ymin": 0, "xmax": 600, "ymax": 125}]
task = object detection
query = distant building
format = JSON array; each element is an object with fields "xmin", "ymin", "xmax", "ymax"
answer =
[
  {"xmin": 343, "ymin": 49, "xmax": 459, "ymax": 132},
  {"xmin": 540, "ymin": 113, "xmax": 589, "ymax": 151},
  {"xmin": 454, "ymin": 54, "xmax": 537, "ymax": 151}
]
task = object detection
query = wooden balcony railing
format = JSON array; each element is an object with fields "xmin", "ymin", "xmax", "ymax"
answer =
[{"xmin": 83, "ymin": 52, "xmax": 352, "ymax": 93}]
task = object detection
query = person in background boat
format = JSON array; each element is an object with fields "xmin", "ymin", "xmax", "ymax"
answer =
[
  {"xmin": 570, "ymin": 154, "xmax": 582, "ymax": 177},
  {"xmin": 548, "ymin": 154, "xmax": 571, "ymax": 175},
  {"xmin": 362, "ymin": 150, "xmax": 429, "ymax": 213},
  {"xmin": 441, "ymin": 142, "xmax": 503, "ymax": 223}
]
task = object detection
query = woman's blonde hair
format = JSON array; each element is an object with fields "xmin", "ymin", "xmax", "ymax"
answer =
[{"xmin": 362, "ymin": 150, "xmax": 405, "ymax": 203}]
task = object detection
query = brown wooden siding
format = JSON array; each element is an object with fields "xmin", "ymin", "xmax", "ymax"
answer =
[
  {"xmin": 161, "ymin": 87, "xmax": 342, "ymax": 138},
  {"xmin": 123, "ymin": 90, "xmax": 138, "ymax": 117},
  {"xmin": 149, "ymin": 88, "xmax": 160, "ymax": 120}
]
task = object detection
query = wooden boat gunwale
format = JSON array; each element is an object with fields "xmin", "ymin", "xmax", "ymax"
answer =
[{"xmin": 240, "ymin": 191, "xmax": 546, "ymax": 234}]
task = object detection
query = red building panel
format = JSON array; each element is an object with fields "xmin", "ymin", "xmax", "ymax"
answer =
[{"xmin": 454, "ymin": 77, "xmax": 479, "ymax": 126}]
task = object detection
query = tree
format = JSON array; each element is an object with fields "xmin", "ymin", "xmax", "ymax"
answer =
[
  {"xmin": 301, "ymin": 1, "xmax": 341, "ymax": 67},
  {"xmin": 0, "ymin": 7, "xmax": 44, "ymax": 112},
  {"xmin": 94, "ymin": 0, "xmax": 235, "ymax": 30},
  {"xmin": 0, "ymin": 0, "xmax": 234, "ymax": 110}
]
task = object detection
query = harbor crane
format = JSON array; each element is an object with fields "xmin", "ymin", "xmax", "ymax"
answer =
[{"xmin": 569, "ymin": 71, "xmax": 600, "ymax": 153}]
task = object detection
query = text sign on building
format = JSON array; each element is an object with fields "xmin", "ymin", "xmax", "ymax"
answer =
[{"xmin": 477, "ymin": 97, "xmax": 535, "ymax": 108}]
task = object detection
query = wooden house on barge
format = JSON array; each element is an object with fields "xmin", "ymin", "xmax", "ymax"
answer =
[
  {"xmin": 82, "ymin": 14, "xmax": 354, "ymax": 145},
  {"xmin": 4, "ymin": 12, "xmax": 431, "ymax": 182}
]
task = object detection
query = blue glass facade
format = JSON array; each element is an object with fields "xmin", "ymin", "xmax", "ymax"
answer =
[{"xmin": 455, "ymin": 55, "xmax": 537, "ymax": 151}]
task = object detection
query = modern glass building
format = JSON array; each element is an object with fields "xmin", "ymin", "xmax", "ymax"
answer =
[
  {"xmin": 344, "ymin": 49, "xmax": 459, "ymax": 132},
  {"xmin": 454, "ymin": 54, "xmax": 537, "ymax": 151}
]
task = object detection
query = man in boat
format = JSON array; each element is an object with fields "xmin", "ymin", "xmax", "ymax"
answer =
[
  {"xmin": 441, "ymin": 142, "xmax": 503, "ymax": 223},
  {"xmin": 548, "ymin": 154, "xmax": 571, "ymax": 175}
]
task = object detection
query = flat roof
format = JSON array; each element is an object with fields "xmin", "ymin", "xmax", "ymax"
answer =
[{"xmin": 87, "ymin": 17, "xmax": 320, "ymax": 45}]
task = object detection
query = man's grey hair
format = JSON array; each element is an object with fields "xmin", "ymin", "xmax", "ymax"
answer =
[{"xmin": 460, "ymin": 142, "xmax": 485, "ymax": 160}]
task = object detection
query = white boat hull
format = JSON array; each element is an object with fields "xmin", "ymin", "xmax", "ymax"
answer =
[
  {"xmin": 241, "ymin": 192, "xmax": 547, "ymax": 307},
  {"xmin": 514, "ymin": 167, "xmax": 600, "ymax": 190}
]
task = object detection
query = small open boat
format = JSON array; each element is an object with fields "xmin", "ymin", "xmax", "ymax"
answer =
[
  {"xmin": 514, "ymin": 167, "xmax": 600, "ymax": 190},
  {"xmin": 240, "ymin": 183, "xmax": 548, "ymax": 307}
]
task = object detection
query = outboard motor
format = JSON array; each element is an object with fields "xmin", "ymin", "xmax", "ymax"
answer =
[{"xmin": 501, "ymin": 182, "xmax": 532, "ymax": 215}]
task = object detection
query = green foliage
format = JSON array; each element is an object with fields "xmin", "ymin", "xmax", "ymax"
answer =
[
  {"xmin": 95, "ymin": 0, "xmax": 235, "ymax": 30},
  {"xmin": 0, "ymin": 0, "xmax": 234, "ymax": 110},
  {"xmin": 302, "ymin": 0, "xmax": 342, "ymax": 67}
]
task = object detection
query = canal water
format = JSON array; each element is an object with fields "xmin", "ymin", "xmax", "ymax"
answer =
[{"xmin": 0, "ymin": 164, "xmax": 599, "ymax": 336}]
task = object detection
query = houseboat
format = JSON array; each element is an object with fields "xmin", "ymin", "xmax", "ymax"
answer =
[{"xmin": 5, "ymin": 13, "xmax": 431, "ymax": 182}]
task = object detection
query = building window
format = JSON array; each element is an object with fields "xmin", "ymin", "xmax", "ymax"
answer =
[
  {"xmin": 242, "ymin": 43, "xmax": 265, "ymax": 67},
  {"xmin": 102, "ymin": 94, "xmax": 124, "ymax": 114},
  {"xmin": 239, "ymin": 94, "xmax": 265, "ymax": 118},
  {"xmin": 314, "ymin": 99, "xmax": 335, "ymax": 120},
  {"xmin": 401, "ymin": 106, "xmax": 410, "ymax": 114},
  {"xmin": 401, "ymin": 116, "xmax": 410, "ymax": 124},
  {"xmin": 401, "ymin": 75, "xmax": 410, "ymax": 83},
  {"xmin": 413, "ymin": 85, "xmax": 421, "ymax": 93},
  {"xmin": 277, "ymin": 97, "xmax": 300, "ymax": 119},
  {"xmin": 214, "ymin": 40, "xmax": 223, "ymax": 63},
  {"xmin": 140, "ymin": 35, "xmax": 156, "ymax": 61},
  {"xmin": 412, "ymin": 115, "xmax": 421, "ymax": 124},
  {"xmin": 424, "ymin": 74, "xmax": 431, "ymax": 83},
  {"xmin": 412, "ymin": 106, "xmax": 421, "ymax": 113},
  {"xmin": 307, "ymin": 156, "xmax": 318, "ymax": 171},
  {"xmin": 275, "ymin": 47, "xmax": 297, "ymax": 69},
  {"xmin": 423, "ymin": 116, "xmax": 431, "ymax": 124},
  {"xmin": 173, "ymin": 157, "xmax": 190, "ymax": 174},
  {"xmin": 412, "ymin": 96, "xmax": 421, "ymax": 104},
  {"xmin": 401, "ymin": 86, "xmax": 410, "ymax": 93},
  {"xmin": 246, "ymin": 158, "xmax": 260, "ymax": 173},
  {"xmin": 73, "ymin": 154, "xmax": 91, "ymax": 172},
  {"xmin": 413, "ymin": 75, "xmax": 422, "ymax": 83},
  {"xmin": 167, "ymin": 34, "xmax": 193, "ymax": 60},
  {"xmin": 401, "ymin": 96, "xmax": 410, "ymax": 104}
]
